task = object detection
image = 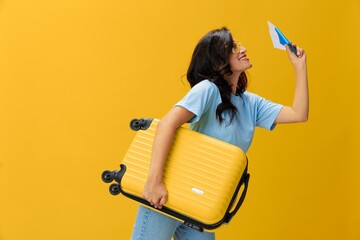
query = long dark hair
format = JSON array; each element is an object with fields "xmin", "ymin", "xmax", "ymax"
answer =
[{"xmin": 186, "ymin": 27, "xmax": 248, "ymax": 125}]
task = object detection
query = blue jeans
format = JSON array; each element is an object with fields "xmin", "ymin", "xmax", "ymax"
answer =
[{"xmin": 131, "ymin": 205, "xmax": 215, "ymax": 240}]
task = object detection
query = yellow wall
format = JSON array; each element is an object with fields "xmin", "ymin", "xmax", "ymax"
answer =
[{"xmin": 1, "ymin": 0, "xmax": 359, "ymax": 239}]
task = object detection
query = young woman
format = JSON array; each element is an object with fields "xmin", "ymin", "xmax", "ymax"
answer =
[{"xmin": 131, "ymin": 27, "xmax": 308, "ymax": 240}]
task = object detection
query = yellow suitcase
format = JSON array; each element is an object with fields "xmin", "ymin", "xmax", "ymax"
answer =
[{"xmin": 102, "ymin": 118, "xmax": 250, "ymax": 232}]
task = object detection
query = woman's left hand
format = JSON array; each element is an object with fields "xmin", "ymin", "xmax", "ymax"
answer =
[{"xmin": 285, "ymin": 44, "xmax": 306, "ymax": 71}]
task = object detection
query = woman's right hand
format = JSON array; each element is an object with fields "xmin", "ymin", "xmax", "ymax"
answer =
[
  {"xmin": 142, "ymin": 106, "xmax": 194, "ymax": 209},
  {"xmin": 142, "ymin": 178, "xmax": 168, "ymax": 209}
]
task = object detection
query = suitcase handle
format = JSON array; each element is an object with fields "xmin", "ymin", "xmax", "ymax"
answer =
[
  {"xmin": 224, "ymin": 171, "xmax": 250, "ymax": 223},
  {"xmin": 102, "ymin": 163, "xmax": 250, "ymax": 231}
]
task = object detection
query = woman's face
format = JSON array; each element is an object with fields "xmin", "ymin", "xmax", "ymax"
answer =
[{"xmin": 228, "ymin": 41, "xmax": 252, "ymax": 73}]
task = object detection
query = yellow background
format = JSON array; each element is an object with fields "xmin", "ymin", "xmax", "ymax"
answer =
[{"xmin": 1, "ymin": 0, "xmax": 359, "ymax": 239}]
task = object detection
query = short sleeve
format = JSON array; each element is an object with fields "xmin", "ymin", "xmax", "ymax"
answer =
[
  {"xmin": 256, "ymin": 96, "xmax": 283, "ymax": 130},
  {"xmin": 175, "ymin": 80, "xmax": 219, "ymax": 123}
]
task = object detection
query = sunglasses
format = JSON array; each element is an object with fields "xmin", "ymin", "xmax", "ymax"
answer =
[{"xmin": 232, "ymin": 41, "xmax": 244, "ymax": 54}]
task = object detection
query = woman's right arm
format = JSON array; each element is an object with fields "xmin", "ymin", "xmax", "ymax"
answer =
[{"xmin": 142, "ymin": 106, "xmax": 194, "ymax": 209}]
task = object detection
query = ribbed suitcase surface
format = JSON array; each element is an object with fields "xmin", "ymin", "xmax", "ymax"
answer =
[{"xmin": 102, "ymin": 118, "xmax": 249, "ymax": 231}]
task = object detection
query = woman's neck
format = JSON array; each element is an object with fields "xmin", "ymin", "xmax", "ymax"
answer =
[{"xmin": 224, "ymin": 72, "xmax": 241, "ymax": 94}]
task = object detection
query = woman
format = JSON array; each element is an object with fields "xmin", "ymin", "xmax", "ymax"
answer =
[{"xmin": 131, "ymin": 27, "xmax": 308, "ymax": 240}]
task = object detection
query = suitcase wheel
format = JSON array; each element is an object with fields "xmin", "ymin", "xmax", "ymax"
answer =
[
  {"xmin": 101, "ymin": 170, "xmax": 114, "ymax": 183},
  {"xmin": 130, "ymin": 119, "xmax": 142, "ymax": 131},
  {"xmin": 130, "ymin": 118, "xmax": 153, "ymax": 131},
  {"xmin": 109, "ymin": 183, "xmax": 121, "ymax": 195}
]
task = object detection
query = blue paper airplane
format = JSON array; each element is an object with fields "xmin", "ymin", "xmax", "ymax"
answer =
[{"xmin": 268, "ymin": 21, "xmax": 297, "ymax": 55}]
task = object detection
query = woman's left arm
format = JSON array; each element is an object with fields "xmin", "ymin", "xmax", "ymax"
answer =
[{"xmin": 275, "ymin": 44, "xmax": 309, "ymax": 124}]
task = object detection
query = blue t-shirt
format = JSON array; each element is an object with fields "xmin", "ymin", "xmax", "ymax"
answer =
[{"xmin": 175, "ymin": 80, "xmax": 283, "ymax": 153}]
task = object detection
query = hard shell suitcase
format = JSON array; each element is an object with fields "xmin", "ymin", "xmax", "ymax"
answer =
[{"xmin": 102, "ymin": 118, "xmax": 250, "ymax": 232}]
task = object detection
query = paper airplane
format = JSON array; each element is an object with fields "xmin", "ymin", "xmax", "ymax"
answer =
[{"xmin": 268, "ymin": 21, "xmax": 297, "ymax": 55}]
